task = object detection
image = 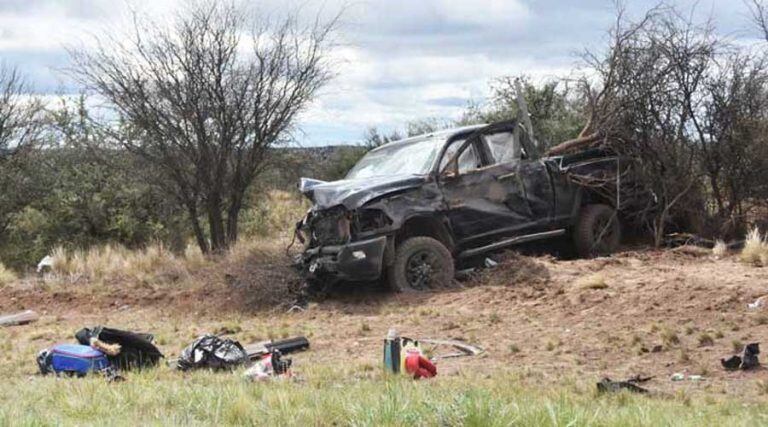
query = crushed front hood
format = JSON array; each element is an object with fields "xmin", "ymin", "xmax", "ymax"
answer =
[{"xmin": 299, "ymin": 174, "xmax": 427, "ymax": 210}]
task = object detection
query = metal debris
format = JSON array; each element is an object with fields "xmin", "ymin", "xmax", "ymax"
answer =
[
  {"xmin": 419, "ymin": 338, "xmax": 485, "ymax": 359},
  {"xmin": 748, "ymin": 296, "xmax": 766, "ymax": 310},
  {"xmin": 0, "ymin": 310, "xmax": 39, "ymax": 327},
  {"xmin": 36, "ymin": 256, "xmax": 53, "ymax": 274},
  {"xmin": 597, "ymin": 376, "xmax": 652, "ymax": 393},
  {"xmin": 670, "ymin": 372, "xmax": 686, "ymax": 381},
  {"xmin": 242, "ymin": 337, "xmax": 310, "ymax": 361}
]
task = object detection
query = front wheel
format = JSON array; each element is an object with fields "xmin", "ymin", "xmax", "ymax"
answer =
[
  {"xmin": 387, "ymin": 237, "xmax": 454, "ymax": 292},
  {"xmin": 574, "ymin": 204, "xmax": 621, "ymax": 258}
]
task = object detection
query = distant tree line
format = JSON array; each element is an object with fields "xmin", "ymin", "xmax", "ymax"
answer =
[{"xmin": 0, "ymin": 93, "xmax": 344, "ymax": 270}]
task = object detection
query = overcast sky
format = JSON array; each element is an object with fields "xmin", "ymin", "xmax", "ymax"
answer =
[{"xmin": 0, "ymin": 0, "xmax": 763, "ymax": 145}]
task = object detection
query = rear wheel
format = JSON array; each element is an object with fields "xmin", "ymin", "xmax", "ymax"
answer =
[
  {"xmin": 387, "ymin": 237, "xmax": 454, "ymax": 292},
  {"xmin": 574, "ymin": 204, "xmax": 621, "ymax": 258}
]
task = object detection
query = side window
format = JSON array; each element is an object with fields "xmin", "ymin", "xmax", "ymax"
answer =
[
  {"xmin": 484, "ymin": 131, "xmax": 522, "ymax": 165},
  {"xmin": 440, "ymin": 139, "xmax": 481, "ymax": 175}
]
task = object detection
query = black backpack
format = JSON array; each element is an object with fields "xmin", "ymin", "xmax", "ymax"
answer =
[{"xmin": 75, "ymin": 326, "xmax": 164, "ymax": 370}]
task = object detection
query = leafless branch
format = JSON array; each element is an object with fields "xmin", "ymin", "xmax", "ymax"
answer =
[{"xmin": 69, "ymin": 1, "xmax": 339, "ymax": 253}]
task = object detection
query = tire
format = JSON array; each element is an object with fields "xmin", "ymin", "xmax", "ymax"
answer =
[
  {"xmin": 387, "ymin": 237, "xmax": 454, "ymax": 292},
  {"xmin": 574, "ymin": 204, "xmax": 621, "ymax": 258}
]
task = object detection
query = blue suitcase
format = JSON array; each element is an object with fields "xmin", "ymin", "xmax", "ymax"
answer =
[{"xmin": 47, "ymin": 344, "xmax": 110, "ymax": 376}]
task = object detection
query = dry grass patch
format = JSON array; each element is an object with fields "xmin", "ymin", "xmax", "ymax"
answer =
[
  {"xmin": 44, "ymin": 235, "xmax": 291, "ymax": 288},
  {"xmin": 740, "ymin": 228, "xmax": 768, "ymax": 266},
  {"xmin": 661, "ymin": 327, "xmax": 680, "ymax": 347},
  {"xmin": 49, "ymin": 243, "xmax": 189, "ymax": 284},
  {"xmin": 576, "ymin": 272, "xmax": 608, "ymax": 290},
  {"xmin": 242, "ymin": 189, "xmax": 309, "ymax": 237},
  {"xmin": 0, "ymin": 263, "xmax": 17, "ymax": 286},
  {"xmin": 183, "ymin": 243, "xmax": 209, "ymax": 270},
  {"xmin": 698, "ymin": 332, "xmax": 714, "ymax": 347}
]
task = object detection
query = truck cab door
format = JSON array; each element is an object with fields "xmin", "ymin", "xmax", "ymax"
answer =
[
  {"xmin": 484, "ymin": 129, "xmax": 555, "ymax": 228},
  {"xmin": 438, "ymin": 132, "xmax": 536, "ymax": 246}
]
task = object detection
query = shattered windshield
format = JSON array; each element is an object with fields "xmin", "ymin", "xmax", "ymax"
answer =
[{"xmin": 346, "ymin": 136, "xmax": 443, "ymax": 179}]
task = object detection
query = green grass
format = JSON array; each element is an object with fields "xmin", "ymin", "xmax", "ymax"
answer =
[{"xmin": 1, "ymin": 366, "xmax": 766, "ymax": 426}]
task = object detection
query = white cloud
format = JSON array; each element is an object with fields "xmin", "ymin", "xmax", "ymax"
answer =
[
  {"xmin": 0, "ymin": 0, "xmax": 756, "ymax": 145},
  {"xmin": 432, "ymin": 0, "xmax": 530, "ymax": 25}
]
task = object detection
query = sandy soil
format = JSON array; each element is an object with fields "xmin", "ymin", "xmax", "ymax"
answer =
[{"xmin": 2, "ymin": 247, "xmax": 767, "ymax": 399}]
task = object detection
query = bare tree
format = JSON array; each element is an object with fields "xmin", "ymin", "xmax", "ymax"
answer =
[
  {"xmin": 0, "ymin": 65, "xmax": 39, "ymax": 156},
  {"xmin": 748, "ymin": 0, "xmax": 768, "ymax": 41},
  {"xmin": 547, "ymin": 4, "xmax": 725, "ymax": 245},
  {"xmin": 547, "ymin": 5, "xmax": 665, "ymax": 157},
  {"xmin": 0, "ymin": 64, "xmax": 41, "ymax": 235},
  {"xmin": 70, "ymin": 2, "xmax": 338, "ymax": 253},
  {"xmin": 697, "ymin": 51, "xmax": 768, "ymax": 235}
]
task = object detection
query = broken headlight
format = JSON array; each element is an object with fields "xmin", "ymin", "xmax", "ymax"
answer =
[
  {"xmin": 307, "ymin": 207, "xmax": 351, "ymax": 246},
  {"xmin": 354, "ymin": 209, "xmax": 392, "ymax": 234}
]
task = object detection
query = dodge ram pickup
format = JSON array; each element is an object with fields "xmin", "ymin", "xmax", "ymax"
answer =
[{"xmin": 295, "ymin": 121, "xmax": 628, "ymax": 291}]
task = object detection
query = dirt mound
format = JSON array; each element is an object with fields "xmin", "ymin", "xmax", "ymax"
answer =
[
  {"xmin": 0, "ymin": 242, "xmax": 303, "ymax": 317},
  {"xmin": 469, "ymin": 251, "xmax": 552, "ymax": 288}
]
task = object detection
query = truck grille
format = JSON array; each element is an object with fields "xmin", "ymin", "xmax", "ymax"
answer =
[{"xmin": 309, "ymin": 210, "xmax": 350, "ymax": 246}]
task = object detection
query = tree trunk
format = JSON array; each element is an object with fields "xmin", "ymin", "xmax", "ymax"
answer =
[
  {"xmin": 226, "ymin": 199, "xmax": 242, "ymax": 244},
  {"xmin": 653, "ymin": 211, "xmax": 668, "ymax": 248},
  {"xmin": 207, "ymin": 195, "xmax": 228, "ymax": 253},
  {"xmin": 186, "ymin": 203, "xmax": 209, "ymax": 254},
  {"xmin": 546, "ymin": 132, "xmax": 602, "ymax": 156}
]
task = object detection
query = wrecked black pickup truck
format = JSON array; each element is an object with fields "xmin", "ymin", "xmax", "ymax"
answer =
[{"xmin": 295, "ymin": 121, "xmax": 632, "ymax": 291}]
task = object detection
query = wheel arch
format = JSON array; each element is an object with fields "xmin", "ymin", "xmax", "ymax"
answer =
[
  {"xmin": 570, "ymin": 186, "xmax": 619, "ymax": 222},
  {"xmin": 395, "ymin": 214, "xmax": 456, "ymax": 253}
]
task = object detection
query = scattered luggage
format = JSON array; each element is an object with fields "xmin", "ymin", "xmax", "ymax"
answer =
[
  {"xmin": 36, "ymin": 326, "xmax": 161, "ymax": 382},
  {"xmin": 176, "ymin": 334, "xmax": 249, "ymax": 371},
  {"xmin": 243, "ymin": 349, "xmax": 294, "ymax": 381},
  {"xmin": 721, "ymin": 343, "xmax": 760, "ymax": 371},
  {"xmin": 37, "ymin": 344, "xmax": 110, "ymax": 377},
  {"xmin": 75, "ymin": 326, "xmax": 164, "ymax": 370}
]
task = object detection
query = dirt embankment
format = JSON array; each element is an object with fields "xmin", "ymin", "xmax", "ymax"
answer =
[{"xmin": 0, "ymin": 247, "xmax": 303, "ymax": 316}]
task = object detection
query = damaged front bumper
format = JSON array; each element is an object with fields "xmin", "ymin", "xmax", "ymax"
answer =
[{"xmin": 299, "ymin": 236, "xmax": 388, "ymax": 282}]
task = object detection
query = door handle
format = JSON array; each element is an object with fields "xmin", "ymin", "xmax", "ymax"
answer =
[{"xmin": 497, "ymin": 172, "xmax": 516, "ymax": 181}]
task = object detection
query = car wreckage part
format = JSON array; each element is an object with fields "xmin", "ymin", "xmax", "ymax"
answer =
[
  {"xmin": 457, "ymin": 229, "xmax": 567, "ymax": 259},
  {"xmin": 305, "ymin": 208, "xmax": 351, "ymax": 246},
  {"xmin": 574, "ymin": 204, "xmax": 621, "ymax": 257},
  {"xmin": 596, "ymin": 376, "xmax": 652, "ymax": 394},
  {"xmin": 387, "ymin": 237, "xmax": 453, "ymax": 291},
  {"xmin": 303, "ymin": 235, "xmax": 387, "ymax": 281},
  {"xmin": 418, "ymin": 339, "xmax": 485, "ymax": 359},
  {"xmin": 243, "ymin": 336, "xmax": 310, "ymax": 361},
  {"xmin": 0, "ymin": 310, "xmax": 39, "ymax": 327}
]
